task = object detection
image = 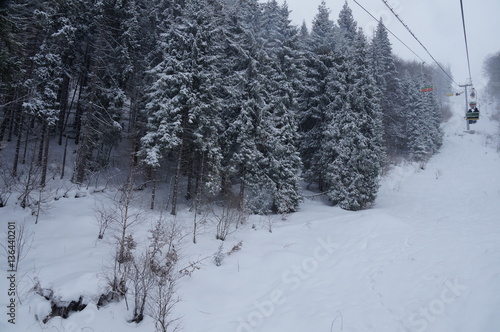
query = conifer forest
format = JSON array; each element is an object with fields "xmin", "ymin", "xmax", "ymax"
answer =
[{"xmin": 0, "ymin": 0, "xmax": 451, "ymax": 214}]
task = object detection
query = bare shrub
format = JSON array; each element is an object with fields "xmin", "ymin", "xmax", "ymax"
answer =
[
  {"xmin": 13, "ymin": 162, "xmax": 54, "ymax": 223},
  {"xmin": 32, "ymin": 186, "xmax": 54, "ymax": 224},
  {"xmin": 213, "ymin": 240, "xmax": 243, "ymax": 266},
  {"xmin": 0, "ymin": 219, "xmax": 34, "ymax": 272},
  {"xmin": 128, "ymin": 250, "xmax": 155, "ymax": 323},
  {"xmin": 148, "ymin": 273, "xmax": 181, "ymax": 332},
  {"xmin": 16, "ymin": 162, "xmax": 43, "ymax": 209},
  {"xmin": 213, "ymin": 242, "xmax": 225, "ymax": 266},
  {"xmin": 101, "ymin": 212, "xmax": 183, "ymax": 330},
  {"xmin": 209, "ymin": 197, "xmax": 248, "ymax": 241},
  {"xmin": 99, "ymin": 181, "xmax": 145, "ymax": 307},
  {"xmin": 93, "ymin": 200, "xmax": 118, "ymax": 239},
  {"xmin": 227, "ymin": 241, "xmax": 243, "ymax": 256},
  {"xmin": 145, "ymin": 218, "xmax": 182, "ymax": 331},
  {"xmin": 265, "ymin": 214, "xmax": 278, "ymax": 233},
  {"xmin": 125, "ymin": 218, "xmax": 183, "ymax": 326}
]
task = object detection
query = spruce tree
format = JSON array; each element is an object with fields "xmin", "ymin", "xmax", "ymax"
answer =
[
  {"xmin": 370, "ymin": 19, "xmax": 405, "ymax": 157},
  {"xmin": 298, "ymin": 0, "xmax": 338, "ymax": 191},
  {"xmin": 326, "ymin": 29, "xmax": 385, "ymax": 210},
  {"xmin": 421, "ymin": 78, "xmax": 443, "ymax": 154},
  {"xmin": 141, "ymin": 0, "xmax": 227, "ymax": 214},
  {"xmin": 336, "ymin": 1, "xmax": 357, "ymax": 47},
  {"xmin": 258, "ymin": 0, "xmax": 303, "ymax": 213},
  {"xmin": 403, "ymin": 74, "xmax": 433, "ymax": 162}
]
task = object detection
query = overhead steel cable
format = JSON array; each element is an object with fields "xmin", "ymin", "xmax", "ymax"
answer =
[
  {"xmin": 352, "ymin": 0, "xmax": 457, "ymax": 86},
  {"xmin": 459, "ymin": 0, "xmax": 473, "ymax": 82},
  {"xmin": 378, "ymin": 0, "xmax": 459, "ymax": 86},
  {"xmin": 351, "ymin": 0, "xmax": 425, "ymax": 63}
]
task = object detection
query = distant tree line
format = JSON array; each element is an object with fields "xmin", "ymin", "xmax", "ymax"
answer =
[
  {"xmin": 484, "ymin": 51, "xmax": 500, "ymax": 105},
  {"xmin": 0, "ymin": 0, "xmax": 450, "ymax": 213}
]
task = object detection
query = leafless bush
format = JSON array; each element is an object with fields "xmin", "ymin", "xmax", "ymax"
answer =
[
  {"xmin": 227, "ymin": 241, "xmax": 243, "ymax": 256},
  {"xmin": 148, "ymin": 274, "xmax": 181, "ymax": 332},
  {"xmin": 0, "ymin": 219, "xmax": 35, "ymax": 306},
  {"xmin": 209, "ymin": 197, "xmax": 248, "ymax": 241},
  {"xmin": 213, "ymin": 242, "xmax": 225, "ymax": 266},
  {"xmin": 93, "ymin": 200, "xmax": 118, "ymax": 239},
  {"xmin": 53, "ymin": 184, "xmax": 75, "ymax": 201},
  {"xmin": 99, "ymin": 181, "xmax": 145, "ymax": 306},
  {"xmin": 0, "ymin": 219, "xmax": 34, "ymax": 272},
  {"xmin": 32, "ymin": 187, "xmax": 54, "ymax": 224},
  {"xmin": 16, "ymin": 162, "xmax": 43, "ymax": 209},
  {"xmin": 11, "ymin": 162, "xmax": 54, "ymax": 223},
  {"xmin": 128, "ymin": 250, "xmax": 155, "ymax": 323},
  {"xmin": 123, "ymin": 217, "xmax": 183, "ymax": 326},
  {"xmin": 266, "ymin": 215, "xmax": 278, "ymax": 233},
  {"xmin": 109, "ymin": 234, "xmax": 136, "ymax": 306},
  {"xmin": 145, "ymin": 218, "xmax": 182, "ymax": 331},
  {"xmin": 101, "ymin": 211, "xmax": 184, "ymax": 330}
]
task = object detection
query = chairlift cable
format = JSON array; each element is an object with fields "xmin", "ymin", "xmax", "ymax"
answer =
[
  {"xmin": 459, "ymin": 0, "xmax": 473, "ymax": 82},
  {"xmin": 352, "ymin": 0, "xmax": 458, "ymax": 87},
  {"xmin": 351, "ymin": 0, "xmax": 425, "ymax": 63},
  {"xmin": 378, "ymin": 0, "xmax": 459, "ymax": 86}
]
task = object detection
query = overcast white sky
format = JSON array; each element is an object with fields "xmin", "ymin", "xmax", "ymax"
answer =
[{"xmin": 267, "ymin": 0, "xmax": 500, "ymax": 91}]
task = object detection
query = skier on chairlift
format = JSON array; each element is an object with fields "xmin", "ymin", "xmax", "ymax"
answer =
[{"xmin": 467, "ymin": 102, "xmax": 479, "ymax": 124}]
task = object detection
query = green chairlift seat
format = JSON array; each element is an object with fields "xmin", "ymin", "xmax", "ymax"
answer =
[{"xmin": 466, "ymin": 111, "xmax": 479, "ymax": 121}]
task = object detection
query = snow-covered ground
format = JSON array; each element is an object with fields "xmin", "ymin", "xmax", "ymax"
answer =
[{"xmin": 2, "ymin": 101, "xmax": 500, "ymax": 332}]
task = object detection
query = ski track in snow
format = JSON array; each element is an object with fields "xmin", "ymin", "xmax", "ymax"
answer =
[{"xmin": 1, "ymin": 106, "xmax": 500, "ymax": 332}]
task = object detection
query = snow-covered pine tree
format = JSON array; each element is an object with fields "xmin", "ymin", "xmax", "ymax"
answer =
[
  {"xmin": 22, "ymin": 48, "xmax": 62, "ymax": 185},
  {"xmin": 73, "ymin": 0, "xmax": 143, "ymax": 183},
  {"xmin": 298, "ymin": 21, "xmax": 309, "ymax": 48},
  {"xmin": 219, "ymin": 0, "xmax": 274, "ymax": 213},
  {"xmin": 141, "ymin": 0, "xmax": 198, "ymax": 214},
  {"xmin": 213, "ymin": 0, "xmax": 303, "ymax": 214},
  {"xmin": 402, "ymin": 74, "xmax": 434, "ymax": 162},
  {"xmin": 141, "ymin": 0, "xmax": 227, "ymax": 214},
  {"xmin": 0, "ymin": 1, "xmax": 20, "ymax": 114},
  {"xmin": 336, "ymin": 1, "xmax": 357, "ymax": 47},
  {"xmin": 179, "ymin": 0, "xmax": 226, "ymax": 204},
  {"xmin": 298, "ymin": 0, "xmax": 338, "ymax": 192},
  {"xmin": 326, "ymin": 29, "xmax": 385, "ymax": 211},
  {"xmin": 484, "ymin": 52, "xmax": 500, "ymax": 103},
  {"xmin": 421, "ymin": 80, "xmax": 443, "ymax": 154},
  {"xmin": 369, "ymin": 19, "xmax": 405, "ymax": 158},
  {"xmin": 1, "ymin": 0, "xmax": 49, "ymax": 176},
  {"xmin": 257, "ymin": 0, "xmax": 303, "ymax": 213},
  {"xmin": 19, "ymin": 0, "xmax": 88, "ymax": 185}
]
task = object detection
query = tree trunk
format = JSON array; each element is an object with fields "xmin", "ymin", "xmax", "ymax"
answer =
[
  {"xmin": 192, "ymin": 152, "xmax": 204, "ymax": 244},
  {"xmin": 40, "ymin": 122, "xmax": 51, "ymax": 186},
  {"xmin": 150, "ymin": 167, "xmax": 157, "ymax": 210},
  {"xmin": 170, "ymin": 141, "xmax": 184, "ymax": 216},
  {"xmin": 37, "ymin": 121, "xmax": 46, "ymax": 166},
  {"xmin": 238, "ymin": 178, "xmax": 245, "ymax": 211},
  {"xmin": 60, "ymin": 134, "xmax": 69, "ymax": 179},
  {"xmin": 185, "ymin": 153, "xmax": 194, "ymax": 201},
  {"xmin": 0, "ymin": 92, "xmax": 16, "ymax": 141},
  {"xmin": 57, "ymin": 74, "xmax": 71, "ymax": 145},
  {"xmin": 12, "ymin": 113, "xmax": 24, "ymax": 177},
  {"xmin": 21, "ymin": 120, "xmax": 29, "ymax": 164},
  {"xmin": 74, "ymin": 74, "xmax": 96, "ymax": 184},
  {"xmin": 74, "ymin": 48, "xmax": 91, "ymax": 146}
]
